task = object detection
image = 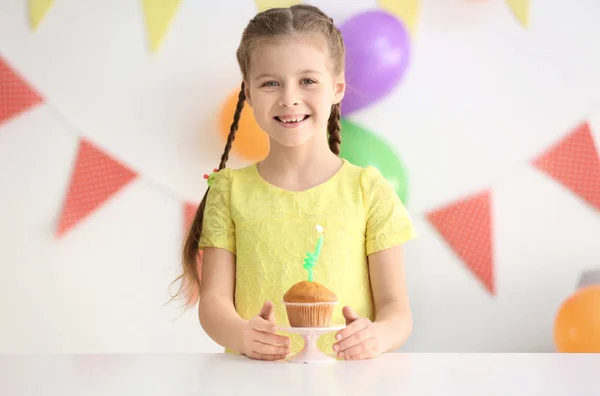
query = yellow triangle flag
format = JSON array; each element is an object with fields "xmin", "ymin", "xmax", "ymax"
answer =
[
  {"xmin": 255, "ymin": 0, "xmax": 302, "ymax": 12},
  {"xmin": 378, "ymin": 0, "xmax": 419, "ymax": 37},
  {"xmin": 29, "ymin": 0, "xmax": 55, "ymax": 31},
  {"xmin": 505, "ymin": 0, "xmax": 529, "ymax": 28},
  {"xmin": 141, "ymin": 0, "xmax": 182, "ymax": 53}
]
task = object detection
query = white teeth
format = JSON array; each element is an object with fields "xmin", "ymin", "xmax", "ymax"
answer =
[{"xmin": 278, "ymin": 115, "xmax": 307, "ymax": 123}]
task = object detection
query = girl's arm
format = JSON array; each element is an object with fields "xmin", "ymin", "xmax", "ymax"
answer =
[
  {"xmin": 333, "ymin": 244, "xmax": 413, "ymax": 359},
  {"xmin": 198, "ymin": 247, "xmax": 290, "ymax": 359},
  {"xmin": 198, "ymin": 247, "xmax": 247, "ymax": 353},
  {"xmin": 369, "ymin": 244, "xmax": 413, "ymax": 351}
]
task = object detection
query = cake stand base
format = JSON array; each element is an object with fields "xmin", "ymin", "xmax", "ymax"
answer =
[{"xmin": 279, "ymin": 325, "xmax": 345, "ymax": 364}]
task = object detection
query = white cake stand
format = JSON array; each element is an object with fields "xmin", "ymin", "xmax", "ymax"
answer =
[{"xmin": 279, "ymin": 325, "xmax": 345, "ymax": 364}]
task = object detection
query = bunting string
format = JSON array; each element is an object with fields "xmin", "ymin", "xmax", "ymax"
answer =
[{"xmin": 2, "ymin": 0, "xmax": 599, "ymax": 295}]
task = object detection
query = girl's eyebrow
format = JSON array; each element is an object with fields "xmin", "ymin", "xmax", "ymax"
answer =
[
  {"xmin": 298, "ymin": 69, "xmax": 323, "ymax": 75},
  {"xmin": 254, "ymin": 74, "xmax": 275, "ymax": 80},
  {"xmin": 254, "ymin": 70, "xmax": 323, "ymax": 80}
]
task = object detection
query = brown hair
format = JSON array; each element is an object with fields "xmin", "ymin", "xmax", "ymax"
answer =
[{"xmin": 171, "ymin": 4, "xmax": 346, "ymax": 307}]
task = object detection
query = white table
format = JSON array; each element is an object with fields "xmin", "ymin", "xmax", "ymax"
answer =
[{"xmin": 1, "ymin": 353, "xmax": 598, "ymax": 395}]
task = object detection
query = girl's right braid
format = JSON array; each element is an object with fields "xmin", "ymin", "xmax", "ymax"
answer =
[
  {"xmin": 219, "ymin": 81, "xmax": 246, "ymax": 170},
  {"xmin": 327, "ymin": 102, "xmax": 342, "ymax": 156}
]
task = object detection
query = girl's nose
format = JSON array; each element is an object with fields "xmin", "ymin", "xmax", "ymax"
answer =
[{"xmin": 279, "ymin": 87, "xmax": 299, "ymax": 107}]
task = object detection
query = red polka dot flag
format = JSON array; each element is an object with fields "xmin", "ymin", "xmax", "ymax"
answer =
[
  {"xmin": 0, "ymin": 56, "xmax": 43, "ymax": 125},
  {"xmin": 426, "ymin": 190, "xmax": 494, "ymax": 295},
  {"xmin": 184, "ymin": 201, "xmax": 197, "ymax": 235},
  {"xmin": 56, "ymin": 139, "xmax": 138, "ymax": 236},
  {"xmin": 532, "ymin": 122, "xmax": 600, "ymax": 211}
]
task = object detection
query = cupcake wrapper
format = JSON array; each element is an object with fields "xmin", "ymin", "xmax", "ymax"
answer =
[{"xmin": 283, "ymin": 302, "xmax": 337, "ymax": 327}]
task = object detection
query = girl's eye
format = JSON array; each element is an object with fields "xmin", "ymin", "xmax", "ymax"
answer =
[
  {"xmin": 261, "ymin": 81, "xmax": 279, "ymax": 87},
  {"xmin": 300, "ymin": 78, "xmax": 316, "ymax": 85}
]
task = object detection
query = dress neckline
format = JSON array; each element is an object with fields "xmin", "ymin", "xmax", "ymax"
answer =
[{"xmin": 252, "ymin": 158, "xmax": 348, "ymax": 194}]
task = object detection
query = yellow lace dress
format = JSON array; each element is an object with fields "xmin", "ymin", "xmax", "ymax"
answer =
[{"xmin": 198, "ymin": 159, "xmax": 418, "ymax": 355}]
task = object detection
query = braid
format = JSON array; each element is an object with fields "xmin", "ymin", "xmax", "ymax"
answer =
[
  {"xmin": 219, "ymin": 81, "xmax": 246, "ymax": 170},
  {"xmin": 327, "ymin": 102, "xmax": 341, "ymax": 155},
  {"xmin": 172, "ymin": 81, "xmax": 246, "ymax": 308}
]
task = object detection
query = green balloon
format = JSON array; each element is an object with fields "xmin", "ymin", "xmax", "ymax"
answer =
[{"xmin": 339, "ymin": 118, "xmax": 409, "ymax": 205}]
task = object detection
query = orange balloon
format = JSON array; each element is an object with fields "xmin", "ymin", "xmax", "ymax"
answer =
[
  {"xmin": 554, "ymin": 285, "xmax": 600, "ymax": 352},
  {"xmin": 219, "ymin": 89, "xmax": 269, "ymax": 161}
]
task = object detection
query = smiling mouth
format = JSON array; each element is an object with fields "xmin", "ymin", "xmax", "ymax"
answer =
[{"xmin": 274, "ymin": 115, "xmax": 310, "ymax": 124}]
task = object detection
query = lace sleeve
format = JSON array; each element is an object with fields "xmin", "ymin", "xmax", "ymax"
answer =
[
  {"xmin": 198, "ymin": 168, "xmax": 236, "ymax": 254},
  {"xmin": 361, "ymin": 166, "xmax": 418, "ymax": 255}
]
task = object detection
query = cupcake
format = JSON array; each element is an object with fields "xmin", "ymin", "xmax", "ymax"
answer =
[{"xmin": 283, "ymin": 280, "xmax": 337, "ymax": 327}]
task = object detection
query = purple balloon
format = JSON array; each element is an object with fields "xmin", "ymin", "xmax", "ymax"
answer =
[{"xmin": 339, "ymin": 10, "xmax": 411, "ymax": 115}]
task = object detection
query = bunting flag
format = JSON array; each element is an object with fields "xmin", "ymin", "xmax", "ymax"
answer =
[
  {"xmin": 29, "ymin": 0, "xmax": 55, "ymax": 31},
  {"xmin": 1, "ymin": 5, "xmax": 598, "ymax": 305},
  {"xmin": 141, "ymin": 0, "xmax": 182, "ymax": 53},
  {"xmin": 56, "ymin": 139, "xmax": 138, "ymax": 237},
  {"xmin": 183, "ymin": 201, "xmax": 197, "ymax": 236},
  {"xmin": 426, "ymin": 190, "xmax": 495, "ymax": 295},
  {"xmin": 505, "ymin": 0, "xmax": 529, "ymax": 28},
  {"xmin": 255, "ymin": 0, "xmax": 302, "ymax": 12},
  {"xmin": 378, "ymin": 0, "xmax": 419, "ymax": 36},
  {"xmin": 532, "ymin": 122, "xmax": 600, "ymax": 211},
  {"xmin": 0, "ymin": 56, "xmax": 43, "ymax": 125}
]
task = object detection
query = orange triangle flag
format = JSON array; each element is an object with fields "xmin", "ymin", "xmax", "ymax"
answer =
[
  {"xmin": 427, "ymin": 190, "xmax": 495, "ymax": 295},
  {"xmin": 0, "ymin": 57, "xmax": 43, "ymax": 125},
  {"xmin": 533, "ymin": 122, "xmax": 600, "ymax": 211},
  {"xmin": 56, "ymin": 139, "xmax": 138, "ymax": 236}
]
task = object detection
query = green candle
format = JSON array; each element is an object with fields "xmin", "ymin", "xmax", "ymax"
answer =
[
  {"xmin": 314, "ymin": 234, "xmax": 324, "ymax": 260},
  {"xmin": 303, "ymin": 225, "xmax": 324, "ymax": 282}
]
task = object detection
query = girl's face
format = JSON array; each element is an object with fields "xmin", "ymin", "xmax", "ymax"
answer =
[{"xmin": 244, "ymin": 35, "xmax": 345, "ymax": 149}]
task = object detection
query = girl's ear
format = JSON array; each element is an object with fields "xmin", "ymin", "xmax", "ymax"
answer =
[
  {"xmin": 244, "ymin": 81, "xmax": 252, "ymax": 107},
  {"xmin": 332, "ymin": 73, "xmax": 346, "ymax": 105}
]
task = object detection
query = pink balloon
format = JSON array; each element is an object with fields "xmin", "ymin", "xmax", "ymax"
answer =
[{"xmin": 339, "ymin": 10, "xmax": 411, "ymax": 115}]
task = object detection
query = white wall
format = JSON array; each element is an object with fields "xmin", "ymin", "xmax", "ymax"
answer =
[{"xmin": 1, "ymin": 0, "xmax": 599, "ymax": 353}]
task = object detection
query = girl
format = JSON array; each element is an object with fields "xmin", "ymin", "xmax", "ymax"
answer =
[{"xmin": 174, "ymin": 4, "xmax": 418, "ymax": 361}]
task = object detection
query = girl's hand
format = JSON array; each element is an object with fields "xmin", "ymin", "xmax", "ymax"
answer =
[
  {"xmin": 241, "ymin": 301, "xmax": 290, "ymax": 361},
  {"xmin": 333, "ymin": 306, "xmax": 382, "ymax": 360}
]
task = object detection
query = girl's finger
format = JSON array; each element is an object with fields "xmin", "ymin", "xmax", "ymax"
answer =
[
  {"xmin": 254, "ymin": 330, "xmax": 290, "ymax": 346},
  {"xmin": 334, "ymin": 328, "xmax": 371, "ymax": 353},
  {"xmin": 251, "ymin": 340, "xmax": 290, "ymax": 356},
  {"xmin": 334, "ymin": 318, "xmax": 369, "ymax": 342},
  {"xmin": 250, "ymin": 316, "xmax": 277, "ymax": 333},
  {"xmin": 249, "ymin": 352, "xmax": 288, "ymax": 361},
  {"xmin": 346, "ymin": 347, "xmax": 378, "ymax": 360},
  {"xmin": 338, "ymin": 336, "xmax": 377, "ymax": 359}
]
